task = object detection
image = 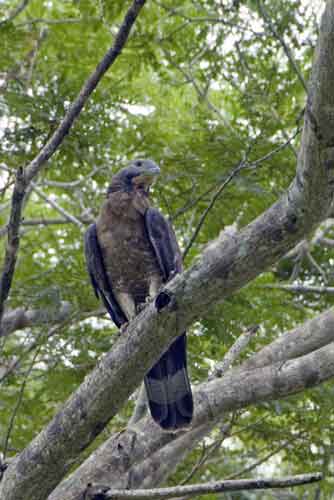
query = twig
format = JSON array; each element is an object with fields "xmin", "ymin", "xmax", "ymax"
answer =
[
  {"xmin": 180, "ymin": 419, "xmax": 235, "ymax": 486},
  {"xmin": 182, "ymin": 129, "xmax": 300, "ymax": 259},
  {"xmin": 210, "ymin": 325, "xmax": 259, "ymax": 379},
  {"xmin": 182, "ymin": 160, "xmax": 245, "ymax": 259},
  {"xmin": 226, "ymin": 439, "xmax": 292, "ymax": 480},
  {"xmin": 305, "ymin": 251, "xmax": 327, "ymax": 283},
  {"xmin": 258, "ymin": 1, "xmax": 307, "ymax": 92},
  {"xmin": 31, "ymin": 184, "xmax": 85, "ymax": 229},
  {"xmin": 2, "ymin": 345, "xmax": 41, "ymax": 458},
  {"xmin": 0, "ymin": 217, "xmax": 92, "ymax": 237},
  {"xmin": 83, "ymin": 473, "xmax": 322, "ymax": 500},
  {"xmin": 16, "ymin": 17, "xmax": 101, "ymax": 27},
  {"xmin": 40, "ymin": 165, "xmax": 106, "ymax": 188},
  {"xmin": 0, "ymin": 0, "xmax": 147, "ymax": 328},
  {"xmin": 263, "ymin": 284, "xmax": 334, "ymax": 294},
  {"xmin": 0, "ymin": 0, "xmax": 30, "ymax": 26}
]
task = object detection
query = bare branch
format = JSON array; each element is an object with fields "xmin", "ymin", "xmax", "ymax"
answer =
[
  {"xmin": 210, "ymin": 325, "xmax": 259, "ymax": 379},
  {"xmin": 263, "ymin": 284, "xmax": 334, "ymax": 294},
  {"xmin": 50, "ymin": 339, "xmax": 334, "ymax": 500},
  {"xmin": 258, "ymin": 1, "xmax": 307, "ymax": 91},
  {"xmin": 31, "ymin": 184, "xmax": 85, "ymax": 229},
  {"xmin": 0, "ymin": 301, "xmax": 73, "ymax": 339},
  {"xmin": 83, "ymin": 473, "xmax": 322, "ymax": 500},
  {"xmin": 0, "ymin": 0, "xmax": 30, "ymax": 26},
  {"xmin": 50, "ymin": 306, "xmax": 334, "ymax": 500}
]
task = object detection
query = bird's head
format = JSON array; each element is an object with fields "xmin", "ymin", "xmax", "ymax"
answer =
[{"xmin": 108, "ymin": 159, "xmax": 160, "ymax": 196}]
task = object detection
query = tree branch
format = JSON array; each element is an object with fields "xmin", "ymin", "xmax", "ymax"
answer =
[
  {"xmin": 0, "ymin": 168, "xmax": 25, "ymax": 336},
  {"xmin": 31, "ymin": 184, "xmax": 85, "ymax": 229},
  {"xmin": 1, "ymin": 2, "xmax": 334, "ymax": 499},
  {"xmin": 210, "ymin": 325, "xmax": 259, "ymax": 379},
  {"xmin": 0, "ymin": 0, "xmax": 30, "ymax": 26},
  {"xmin": 258, "ymin": 1, "xmax": 307, "ymax": 91},
  {"xmin": 83, "ymin": 473, "xmax": 322, "ymax": 500},
  {"xmin": 263, "ymin": 284, "xmax": 334, "ymax": 294},
  {"xmin": 0, "ymin": 301, "xmax": 73, "ymax": 338},
  {"xmin": 0, "ymin": 0, "xmax": 146, "ymax": 332}
]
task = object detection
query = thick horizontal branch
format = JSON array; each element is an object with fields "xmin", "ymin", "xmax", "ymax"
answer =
[
  {"xmin": 84, "ymin": 473, "xmax": 322, "ymax": 500},
  {"xmin": 0, "ymin": 302, "xmax": 72, "ymax": 338}
]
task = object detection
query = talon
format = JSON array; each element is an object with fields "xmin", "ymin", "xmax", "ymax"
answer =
[
  {"xmin": 119, "ymin": 322, "xmax": 129, "ymax": 334},
  {"xmin": 137, "ymin": 298, "xmax": 151, "ymax": 312}
]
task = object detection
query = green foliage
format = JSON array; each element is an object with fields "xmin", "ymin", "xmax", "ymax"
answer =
[{"xmin": 0, "ymin": 0, "xmax": 331, "ymax": 497}]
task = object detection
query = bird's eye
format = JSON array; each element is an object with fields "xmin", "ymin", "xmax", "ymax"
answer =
[{"xmin": 136, "ymin": 161, "xmax": 142, "ymax": 167}]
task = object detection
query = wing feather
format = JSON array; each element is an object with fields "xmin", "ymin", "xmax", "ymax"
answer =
[
  {"xmin": 144, "ymin": 208, "xmax": 193, "ymax": 430},
  {"xmin": 144, "ymin": 208, "xmax": 182, "ymax": 281},
  {"xmin": 84, "ymin": 224, "xmax": 127, "ymax": 328}
]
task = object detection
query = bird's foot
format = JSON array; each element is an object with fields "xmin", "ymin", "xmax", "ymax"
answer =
[
  {"xmin": 119, "ymin": 322, "xmax": 129, "ymax": 334},
  {"xmin": 137, "ymin": 297, "xmax": 152, "ymax": 312}
]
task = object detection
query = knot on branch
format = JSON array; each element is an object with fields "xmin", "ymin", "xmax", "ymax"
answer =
[{"xmin": 155, "ymin": 290, "xmax": 172, "ymax": 311}]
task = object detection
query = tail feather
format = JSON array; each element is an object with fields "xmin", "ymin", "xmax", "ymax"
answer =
[{"xmin": 145, "ymin": 334, "xmax": 193, "ymax": 431}]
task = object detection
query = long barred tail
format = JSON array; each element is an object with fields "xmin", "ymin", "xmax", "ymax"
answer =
[{"xmin": 144, "ymin": 334, "xmax": 193, "ymax": 431}]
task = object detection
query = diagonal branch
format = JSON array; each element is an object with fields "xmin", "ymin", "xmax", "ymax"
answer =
[
  {"xmin": 0, "ymin": 0, "xmax": 30, "ymax": 26},
  {"xmin": 258, "ymin": 1, "xmax": 307, "ymax": 92},
  {"xmin": 0, "ymin": 0, "xmax": 146, "ymax": 332},
  {"xmin": 0, "ymin": 168, "xmax": 25, "ymax": 336}
]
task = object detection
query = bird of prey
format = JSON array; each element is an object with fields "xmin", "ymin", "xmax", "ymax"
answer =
[{"xmin": 84, "ymin": 159, "xmax": 193, "ymax": 430}]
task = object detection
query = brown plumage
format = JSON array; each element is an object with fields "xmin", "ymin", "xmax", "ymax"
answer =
[
  {"xmin": 96, "ymin": 187, "xmax": 162, "ymax": 309},
  {"xmin": 84, "ymin": 159, "xmax": 193, "ymax": 430}
]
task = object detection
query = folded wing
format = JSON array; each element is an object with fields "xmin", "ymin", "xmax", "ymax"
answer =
[{"xmin": 144, "ymin": 208, "xmax": 193, "ymax": 430}]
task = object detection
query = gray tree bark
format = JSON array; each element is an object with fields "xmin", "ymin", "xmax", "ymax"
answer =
[{"xmin": 49, "ymin": 306, "xmax": 334, "ymax": 500}]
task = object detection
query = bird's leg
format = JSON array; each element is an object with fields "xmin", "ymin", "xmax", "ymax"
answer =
[
  {"xmin": 136, "ymin": 276, "xmax": 163, "ymax": 312},
  {"xmin": 119, "ymin": 323, "xmax": 129, "ymax": 334},
  {"xmin": 114, "ymin": 291, "xmax": 136, "ymax": 332},
  {"xmin": 149, "ymin": 275, "xmax": 163, "ymax": 300}
]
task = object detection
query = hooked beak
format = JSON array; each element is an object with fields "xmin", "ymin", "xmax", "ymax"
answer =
[
  {"xmin": 140, "ymin": 161, "xmax": 160, "ymax": 178},
  {"xmin": 133, "ymin": 160, "xmax": 160, "ymax": 189}
]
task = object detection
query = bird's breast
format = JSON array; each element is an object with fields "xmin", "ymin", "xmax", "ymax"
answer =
[{"xmin": 97, "ymin": 216, "xmax": 160, "ymax": 301}]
